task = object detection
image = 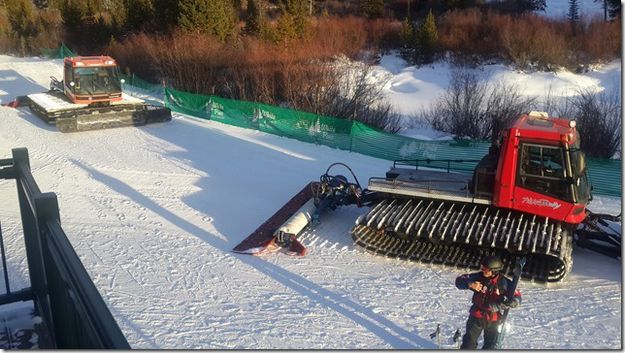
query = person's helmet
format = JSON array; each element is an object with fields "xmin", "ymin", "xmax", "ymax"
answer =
[{"xmin": 481, "ymin": 255, "xmax": 504, "ymax": 273}]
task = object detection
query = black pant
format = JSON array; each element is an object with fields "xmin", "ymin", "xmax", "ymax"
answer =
[{"xmin": 460, "ymin": 315, "xmax": 500, "ymax": 349}]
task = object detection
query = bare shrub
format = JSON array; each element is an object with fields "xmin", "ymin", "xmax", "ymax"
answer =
[
  {"xmin": 363, "ymin": 18, "xmax": 402, "ymax": 54},
  {"xmin": 0, "ymin": 10, "xmax": 13, "ymax": 53},
  {"xmin": 30, "ymin": 8, "xmax": 63, "ymax": 51},
  {"xmin": 0, "ymin": 5, "xmax": 63, "ymax": 56},
  {"xmin": 313, "ymin": 62, "xmax": 402, "ymax": 132},
  {"xmin": 438, "ymin": 9, "xmax": 497, "ymax": 64},
  {"xmin": 483, "ymin": 80, "xmax": 537, "ymax": 139},
  {"xmin": 304, "ymin": 16, "xmax": 368, "ymax": 59},
  {"xmin": 497, "ymin": 14, "xmax": 569, "ymax": 70},
  {"xmin": 428, "ymin": 70, "xmax": 489, "ymax": 138},
  {"xmin": 534, "ymin": 85, "xmax": 575, "ymax": 118},
  {"xmin": 577, "ymin": 18, "xmax": 621, "ymax": 66},
  {"xmin": 437, "ymin": 9, "xmax": 617, "ymax": 71},
  {"xmin": 426, "ymin": 69, "xmax": 535, "ymax": 140},
  {"xmin": 108, "ymin": 27, "xmax": 401, "ymax": 132},
  {"xmin": 109, "ymin": 32, "xmax": 227, "ymax": 94},
  {"xmin": 568, "ymin": 88, "xmax": 621, "ymax": 158}
]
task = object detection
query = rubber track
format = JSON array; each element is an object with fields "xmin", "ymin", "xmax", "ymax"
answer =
[
  {"xmin": 23, "ymin": 95, "xmax": 171, "ymax": 133},
  {"xmin": 351, "ymin": 197, "xmax": 574, "ymax": 282}
]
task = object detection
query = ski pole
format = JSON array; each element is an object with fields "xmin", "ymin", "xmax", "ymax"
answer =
[
  {"xmin": 453, "ymin": 328, "xmax": 461, "ymax": 349},
  {"xmin": 430, "ymin": 324, "xmax": 441, "ymax": 349}
]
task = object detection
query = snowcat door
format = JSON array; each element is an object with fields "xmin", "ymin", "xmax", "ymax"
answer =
[{"xmin": 63, "ymin": 61, "xmax": 78, "ymax": 103}]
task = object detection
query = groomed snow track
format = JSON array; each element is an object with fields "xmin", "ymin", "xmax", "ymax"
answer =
[{"xmin": 351, "ymin": 197, "xmax": 575, "ymax": 282}]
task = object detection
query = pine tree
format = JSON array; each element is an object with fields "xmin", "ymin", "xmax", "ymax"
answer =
[
  {"xmin": 276, "ymin": 11, "xmax": 297, "ymax": 42},
  {"xmin": 153, "ymin": 0, "xmax": 179, "ymax": 31},
  {"xmin": 84, "ymin": 0, "xmax": 102, "ymax": 13},
  {"xmin": 606, "ymin": 0, "xmax": 620, "ymax": 19},
  {"xmin": 178, "ymin": 0, "xmax": 209, "ymax": 33},
  {"xmin": 593, "ymin": 0, "xmax": 620, "ymax": 20},
  {"xmin": 399, "ymin": 17, "xmax": 415, "ymax": 64},
  {"xmin": 179, "ymin": 0, "xmax": 236, "ymax": 41},
  {"xmin": 281, "ymin": 0, "xmax": 307, "ymax": 37},
  {"xmin": 594, "ymin": 0, "xmax": 608, "ymax": 20},
  {"xmin": 359, "ymin": 0, "xmax": 384, "ymax": 19},
  {"xmin": 515, "ymin": 0, "xmax": 546, "ymax": 12},
  {"xmin": 210, "ymin": 0, "xmax": 237, "ymax": 41},
  {"xmin": 33, "ymin": 0, "xmax": 48, "ymax": 9},
  {"xmin": 568, "ymin": 0, "xmax": 579, "ymax": 35},
  {"xmin": 415, "ymin": 10, "xmax": 438, "ymax": 65},
  {"xmin": 107, "ymin": 0, "xmax": 127, "ymax": 33},
  {"xmin": 5, "ymin": 0, "xmax": 36, "ymax": 37},
  {"xmin": 245, "ymin": 0, "xmax": 263, "ymax": 35},
  {"xmin": 124, "ymin": 0, "xmax": 154, "ymax": 31},
  {"xmin": 59, "ymin": 0, "xmax": 86, "ymax": 30}
]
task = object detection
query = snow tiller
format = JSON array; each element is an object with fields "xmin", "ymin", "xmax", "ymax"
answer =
[
  {"xmin": 14, "ymin": 56, "xmax": 171, "ymax": 133},
  {"xmin": 234, "ymin": 112, "xmax": 621, "ymax": 283}
]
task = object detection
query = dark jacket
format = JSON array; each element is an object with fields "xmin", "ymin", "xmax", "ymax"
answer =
[{"xmin": 455, "ymin": 272, "xmax": 522, "ymax": 322}]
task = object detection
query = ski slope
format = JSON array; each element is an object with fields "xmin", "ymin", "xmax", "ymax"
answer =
[{"xmin": 0, "ymin": 56, "xmax": 621, "ymax": 349}]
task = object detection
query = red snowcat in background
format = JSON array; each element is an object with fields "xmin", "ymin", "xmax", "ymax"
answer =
[{"xmin": 22, "ymin": 56, "xmax": 171, "ymax": 132}]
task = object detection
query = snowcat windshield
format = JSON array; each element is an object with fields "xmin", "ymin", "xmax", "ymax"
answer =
[{"xmin": 72, "ymin": 66, "xmax": 122, "ymax": 95}]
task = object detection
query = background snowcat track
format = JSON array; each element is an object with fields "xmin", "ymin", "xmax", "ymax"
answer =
[
  {"xmin": 351, "ymin": 197, "xmax": 574, "ymax": 282},
  {"xmin": 23, "ymin": 95, "xmax": 171, "ymax": 133}
]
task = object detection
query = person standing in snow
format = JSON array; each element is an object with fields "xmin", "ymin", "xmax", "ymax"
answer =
[{"xmin": 455, "ymin": 255, "xmax": 522, "ymax": 349}]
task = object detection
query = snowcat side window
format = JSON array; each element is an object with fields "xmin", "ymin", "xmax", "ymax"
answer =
[{"xmin": 518, "ymin": 144, "xmax": 572, "ymax": 202}]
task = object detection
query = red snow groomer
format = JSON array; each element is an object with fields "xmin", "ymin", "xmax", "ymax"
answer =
[
  {"xmin": 20, "ymin": 56, "xmax": 171, "ymax": 132},
  {"xmin": 237, "ymin": 112, "xmax": 621, "ymax": 283}
]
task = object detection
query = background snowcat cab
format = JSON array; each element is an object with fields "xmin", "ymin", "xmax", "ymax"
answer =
[{"xmin": 59, "ymin": 56, "xmax": 124, "ymax": 105}]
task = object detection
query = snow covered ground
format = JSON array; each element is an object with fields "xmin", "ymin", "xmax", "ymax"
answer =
[
  {"xmin": 370, "ymin": 55, "xmax": 622, "ymax": 140},
  {"xmin": 0, "ymin": 55, "xmax": 621, "ymax": 349}
]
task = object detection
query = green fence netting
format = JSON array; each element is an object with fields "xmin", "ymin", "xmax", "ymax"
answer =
[
  {"xmin": 351, "ymin": 122, "xmax": 488, "ymax": 172},
  {"xmin": 256, "ymin": 102, "xmax": 354, "ymax": 148},
  {"xmin": 585, "ymin": 158, "xmax": 622, "ymax": 197},
  {"xmin": 165, "ymin": 87, "xmax": 211, "ymax": 118},
  {"xmin": 164, "ymin": 87, "xmax": 622, "ymax": 197},
  {"xmin": 40, "ymin": 42, "xmax": 75, "ymax": 59},
  {"xmin": 121, "ymin": 73, "xmax": 163, "ymax": 96}
]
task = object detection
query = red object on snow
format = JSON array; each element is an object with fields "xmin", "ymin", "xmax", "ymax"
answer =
[
  {"xmin": 232, "ymin": 182, "xmax": 317, "ymax": 256},
  {"xmin": 2, "ymin": 99, "xmax": 20, "ymax": 108}
]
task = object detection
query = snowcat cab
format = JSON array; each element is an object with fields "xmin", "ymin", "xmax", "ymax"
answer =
[
  {"xmin": 58, "ymin": 56, "xmax": 124, "ymax": 105},
  {"xmin": 21, "ymin": 56, "xmax": 171, "ymax": 133},
  {"xmin": 475, "ymin": 112, "xmax": 591, "ymax": 224}
]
